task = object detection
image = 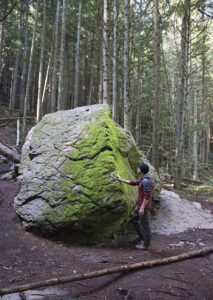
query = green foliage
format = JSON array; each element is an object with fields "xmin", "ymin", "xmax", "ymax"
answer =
[
  {"xmin": 1, "ymin": 0, "xmax": 213, "ymax": 186},
  {"xmin": 184, "ymin": 185, "xmax": 213, "ymax": 201},
  {"xmin": 188, "ymin": 123, "xmax": 208, "ymax": 134}
]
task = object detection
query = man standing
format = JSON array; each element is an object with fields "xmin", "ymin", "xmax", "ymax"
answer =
[{"xmin": 117, "ymin": 163, "xmax": 153, "ymax": 250}]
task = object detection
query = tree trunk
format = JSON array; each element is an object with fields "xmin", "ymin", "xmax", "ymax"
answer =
[
  {"xmin": 41, "ymin": 45, "xmax": 53, "ymax": 114},
  {"xmin": 206, "ymin": 119, "xmax": 210, "ymax": 164},
  {"xmin": 136, "ymin": 78, "xmax": 142, "ymax": 146},
  {"xmin": 36, "ymin": 0, "xmax": 46, "ymax": 122},
  {"xmin": 22, "ymin": 0, "xmax": 38, "ymax": 136},
  {"xmin": 98, "ymin": 52, "xmax": 103, "ymax": 103},
  {"xmin": 1, "ymin": 2, "xmax": 8, "ymax": 94},
  {"xmin": 19, "ymin": 0, "xmax": 29, "ymax": 114},
  {"xmin": 0, "ymin": 0, "xmax": 7, "ymax": 84},
  {"xmin": 0, "ymin": 246, "xmax": 212, "ymax": 296},
  {"xmin": 112, "ymin": 0, "xmax": 118, "ymax": 121},
  {"xmin": 193, "ymin": 89, "xmax": 198, "ymax": 179},
  {"xmin": 0, "ymin": 1, "xmax": 3, "ymax": 81},
  {"xmin": 9, "ymin": 52, "xmax": 20, "ymax": 109},
  {"xmin": 50, "ymin": 0, "xmax": 60, "ymax": 113},
  {"xmin": 103, "ymin": 0, "xmax": 109, "ymax": 104},
  {"xmin": 57, "ymin": 0, "xmax": 67, "ymax": 111},
  {"xmin": 123, "ymin": 0, "xmax": 130, "ymax": 130},
  {"xmin": 152, "ymin": 0, "xmax": 161, "ymax": 172},
  {"xmin": 0, "ymin": 142, "xmax": 20, "ymax": 163},
  {"xmin": 174, "ymin": 0, "xmax": 190, "ymax": 188},
  {"xmin": 200, "ymin": 11, "xmax": 207, "ymax": 164},
  {"xmin": 2, "ymin": 59, "xmax": 9, "ymax": 95},
  {"xmin": 88, "ymin": 33, "xmax": 95, "ymax": 105},
  {"xmin": 74, "ymin": 0, "xmax": 82, "ymax": 108},
  {"xmin": 88, "ymin": 75, "xmax": 93, "ymax": 105},
  {"xmin": 31, "ymin": 62, "xmax": 38, "ymax": 114}
]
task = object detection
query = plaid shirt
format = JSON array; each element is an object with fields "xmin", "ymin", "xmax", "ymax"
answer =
[{"xmin": 130, "ymin": 176, "xmax": 153, "ymax": 208}]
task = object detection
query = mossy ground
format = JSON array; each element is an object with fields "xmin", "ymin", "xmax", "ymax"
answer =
[{"xmin": 183, "ymin": 184, "xmax": 213, "ymax": 202}]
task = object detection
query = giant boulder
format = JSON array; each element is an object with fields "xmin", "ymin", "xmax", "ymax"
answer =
[{"xmin": 14, "ymin": 104, "xmax": 160, "ymax": 243}]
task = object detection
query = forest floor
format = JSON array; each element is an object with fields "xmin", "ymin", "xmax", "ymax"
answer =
[{"xmin": 0, "ymin": 104, "xmax": 213, "ymax": 300}]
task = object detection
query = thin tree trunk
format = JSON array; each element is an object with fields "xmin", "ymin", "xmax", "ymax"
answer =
[
  {"xmin": 16, "ymin": 119, "xmax": 20, "ymax": 147},
  {"xmin": 98, "ymin": 52, "xmax": 103, "ymax": 103},
  {"xmin": 152, "ymin": 0, "xmax": 161, "ymax": 172},
  {"xmin": 31, "ymin": 62, "xmax": 38, "ymax": 114},
  {"xmin": 63, "ymin": 47, "xmax": 69, "ymax": 109},
  {"xmin": 22, "ymin": 1, "xmax": 38, "ymax": 136},
  {"xmin": 9, "ymin": 52, "xmax": 20, "ymax": 109},
  {"xmin": 19, "ymin": 0, "xmax": 29, "ymax": 114},
  {"xmin": 0, "ymin": 1, "xmax": 3, "ymax": 81},
  {"xmin": 83, "ymin": 53, "xmax": 89, "ymax": 105},
  {"xmin": 206, "ymin": 118, "xmax": 210, "ymax": 164},
  {"xmin": 88, "ymin": 75, "xmax": 93, "ymax": 105},
  {"xmin": 41, "ymin": 45, "xmax": 53, "ymax": 113},
  {"xmin": 112, "ymin": 0, "xmax": 118, "ymax": 121},
  {"xmin": 2, "ymin": 58, "xmax": 9, "ymax": 95},
  {"xmin": 0, "ymin": 246, "xmax": 212, "ymax": 296},
  {"xmin": 200, "ymin": 12, "xmax": 207, "ymax": 163},
  {"xmin": 123, "ymin": 0, "xmax": 130, "ymax": 130},
  {"xmin": 88, "ymin": 33, "xmax": 95, "ymax": 105},
  {"xmin": 74, "ymin": 0, "xmax": 82, "ymax": 108},
  {"xmin": 0, "ymin": 0, "xmax": 7, "ymax": 84},
  {"xmin": 1, "ymin": 0, "xmax": 9, "ymax": 95},
  {"xmin": 193, "ymin": 89, "xmax": 198, "ymax": 179},
  {"xmin": 103, "ymin": 0, "xmax": 109, "ymax": 104},
  {"xmin": 136, "ymin": 78, "xmax": 142, "ymax": 146},
  {"xmin": 174, "ymin": 0, "xmax": 190, "ymax": 188},
  {"xmin": 36, "ymin": 0, "xmax": 46, "ymax": 122},
  {"xmin": 50, "ymin": 0, "xmax": 60, "ymax": 113},
  {"xmin": 57, "ymin": 0, "xmax": 67, "ymax": 111}
]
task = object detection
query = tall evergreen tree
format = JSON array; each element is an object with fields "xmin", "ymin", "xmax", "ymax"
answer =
[
  {"xmin": 103, "ymin": 0, "xmax": 109, "ymax": 104},
  {"xmin": 58, "ymin": 0, "xmax": 67, "ymax": 110},
  {"xmin": 74, "ymin": 0, "xmax": 82, "ymax": 108},
  {"xmin": 123, "ymin": 0, "xmax": 130, "ymax": 130},
  {"xmin": 152, "ymin": 0, "xmax": 161, "ymax": 172},
  {"xmin": 174, "ymin": 0, "xmax": 191, "ymax": 188}
]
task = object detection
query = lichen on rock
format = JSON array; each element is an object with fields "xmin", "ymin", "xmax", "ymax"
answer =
[{"xmin": 14, "ymin": 104, "xmax": 160, "ymax": 244}]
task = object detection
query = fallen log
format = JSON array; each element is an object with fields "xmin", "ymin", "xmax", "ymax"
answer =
[
  {"xmin": 0, "ymin": 142, "xmax": 20, "ymax": 163},
  {"xmin": 0, "ymin": 246, "xmax": 212, "ymax": 296}
]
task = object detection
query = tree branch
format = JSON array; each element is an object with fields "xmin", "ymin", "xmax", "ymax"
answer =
[
  {"xmin": 0, "ymin": 246, "xmax": 212, "ymax": 296},
  {"xmin": 198, "ymin": 9, "xmax": 213, "ymax": 19},
  {"xmin": 0, "ymin": 1, "xmax": 18, "ymax": 22}
]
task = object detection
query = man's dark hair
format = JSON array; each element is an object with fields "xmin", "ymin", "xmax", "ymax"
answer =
[{"xmin": 139, "ymin": 163, "xmax": 149, "ymax": 174}]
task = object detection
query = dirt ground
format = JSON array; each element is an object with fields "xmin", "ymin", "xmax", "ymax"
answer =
[
  {"xmin": 0, "ymin": 176, "xmax": 213, "ymax": 300},
  {"xmin": 0, "ymin": 112, "xmax": 213, "ymax": 300}
]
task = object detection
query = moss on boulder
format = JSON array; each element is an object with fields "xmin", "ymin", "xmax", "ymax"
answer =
[{"xmin": 14, "ymin": 104, "xmax": 161, "ymax": 244}]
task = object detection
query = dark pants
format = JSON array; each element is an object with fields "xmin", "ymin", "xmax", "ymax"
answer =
[{"xmin": 132, "ymin": 207, "xmax": 151, "ymax": 248}]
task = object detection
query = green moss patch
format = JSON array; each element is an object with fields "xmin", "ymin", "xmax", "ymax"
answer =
[
  {"xmin": 42, "ymin": 109, "xmax": 138, "ymax": 243},
  {"xmin": 184, "ymin": 185, "xmax": 213, "ymax": 201}
]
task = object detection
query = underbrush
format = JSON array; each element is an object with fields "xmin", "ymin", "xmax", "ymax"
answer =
[{"xmin": 183, "ymin": 184, "xmax": 213, "ymax": 202}]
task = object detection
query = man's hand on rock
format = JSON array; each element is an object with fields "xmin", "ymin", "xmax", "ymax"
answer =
[
  {"xmin": 116, "ymin": 175, "xmax": 121, "ymax": 181},
  {"xmin": 111, "ymin": 173, "xmax": 121, "ymax": 181}
]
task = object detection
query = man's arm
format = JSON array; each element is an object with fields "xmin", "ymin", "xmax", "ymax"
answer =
[
  {"xmin": 116, "ymin": 175, "xmax": 131, "ymax": 185},
  {"xmin": 139, "ymin": 199, "xmax": 148, "ymax": 215},
  {"xmin": 116, "ymin": 174, "xmax": 140, "ymax": 186}
]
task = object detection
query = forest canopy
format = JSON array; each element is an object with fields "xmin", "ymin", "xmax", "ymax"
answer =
[{"xmin": 0, "ymin": 0, "xmax": 212, "ymax": 187}]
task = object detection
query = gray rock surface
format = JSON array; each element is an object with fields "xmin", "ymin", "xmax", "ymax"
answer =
[
  {"xmin": 151, "ymin": 188, "xmax": 213, "ymax": 234},
  {"xmin": 14, "ymin": 104, "xmax": 161, "ymax": 243}
]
